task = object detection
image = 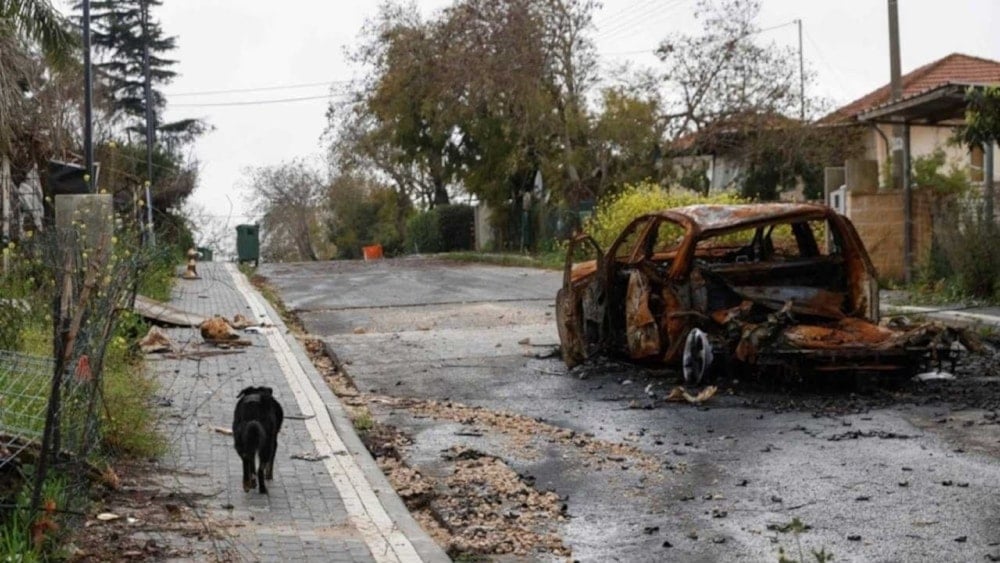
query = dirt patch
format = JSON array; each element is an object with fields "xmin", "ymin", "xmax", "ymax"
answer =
[
  {"xmin": 303, "ymin": 337, "xmax": 574, "ymax": 559},
  {"xmin": 436, "ymin": 446, "xmax": 569, "ymax": 557},
  {"xmin": 68, "ymin": 461, "xmax": 238, "ymax": 562},
  {"xmin": 368, "ymin": 394, "xmax": 671, "ymax": 476}
]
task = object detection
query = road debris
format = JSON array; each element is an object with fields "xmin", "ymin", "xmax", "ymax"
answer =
[
  {"xmin": 665, "ymin": 385, "xmax": 718, "ymax": 404},
  {"xmin": 290, "ymin": 452, "xmax": 330, "ymax": 462},
  {"xmin": 199, "ymin": 316, "xmax": 252, "ymax": 347},
  {"xmin": 139, "ymin": 326, "xmax": 175, "ymax": 353}
]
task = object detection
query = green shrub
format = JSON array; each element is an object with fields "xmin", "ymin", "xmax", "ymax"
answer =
[
  {"xmin": 137, "ymin": 245, "xmax": 184, "ymax": 301},
  {"xmin": 0, "ymin": 239, "xmax": 52, "ymax": 353},
  {"xmin": 585, "ymin": 181, "xmax": 746, "ymax": 248},
  {"xmin": 0, "ymin": 472, "xmax": 69, "ymax": 561},
  {"xmin": 405, "ymin": 210, "xmax": 442, "ymax": 254},
  {"xmin": 437, "ymin": 204, "xmax": 475, "ymax": 251},
  {"xmin": 934, "ymin": 201, "xmax": 1000, "ymax": 300}
]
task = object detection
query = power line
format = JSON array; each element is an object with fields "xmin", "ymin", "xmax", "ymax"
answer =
[
  {"xmin": 597, "ymin": 19, "xmax": 798, "ymax": 61},
  {"xmin": 595, "ymin": 0, "xmax": 652, "ymax": 28},
  {"xmin": 595, "ymin": 0, "xmax": 663, "ymax": 37},
  {"xmin": 754, "ymin": 20, "xmax": 798, "ymax": 37},
  {"xmin": 600, "ymin": 47, "xmax": 660, "ymax": 58},
  {"xmin": 596, "ymin": 0, "xmax": 687, "ymax": 43},
  {"xmin": 167, "ymin": 80, "xmax": 350, "ymax": 97},
  {"xmin": 802, "ymin": 28, "xmax": 855, "ymax": 96},
  {"xmin": 171, "ymin": 94, "xmax": 345, "ymax": 108}
]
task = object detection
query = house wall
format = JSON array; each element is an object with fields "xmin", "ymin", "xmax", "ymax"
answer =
[
  {"xmin": 668, "ymin": 154, "xmax": 743, "ymax": 192},
  {"xmin": 846, "ymin": 189, "xmax": 934, "ymax": 281},
  {"xmin": 867, "ymin": 123, "xmax": 1000, "ymax": 186}
]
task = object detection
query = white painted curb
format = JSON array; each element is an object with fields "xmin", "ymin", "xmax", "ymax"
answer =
[{"xmin": 226, "ymin": 264, "xmax": 423, "ymax": 563}]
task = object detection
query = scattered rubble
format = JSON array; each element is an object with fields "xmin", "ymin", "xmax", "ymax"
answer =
[
  {"xmin": 139, "ymin": 326, "xmax": 174, "ymax": 354},
  {"xmin": 665, "ymin": 385, "xmax": 718, "ymax": 404},
  {"xmin": 68, "ymin": 462, "xmax": 238, "ymax": 562},
  {"xmin": 369, "ymin": 395, "xmax": 668, "ymax": 475}
]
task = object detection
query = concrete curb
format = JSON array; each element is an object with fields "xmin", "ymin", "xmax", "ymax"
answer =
[
  {"xmin": 882, "ymin": 304, "xmax": 1000, "ymax": 329},
  {"xmin": 235, "ymin": 267, "xmax": 451, "ymax": 563}
]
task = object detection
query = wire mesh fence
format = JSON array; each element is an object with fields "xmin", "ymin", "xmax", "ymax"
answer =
[
  {"xmin": 0, "ymin": 351, "xmax": 53, "ymax": 446},
  {"xmin": 0, "ymin": 349, "xmax": 101, "ymax": 468},
  {"xmin": 0, "ymin": 189, "xmax": 165, "ymax": 515}
]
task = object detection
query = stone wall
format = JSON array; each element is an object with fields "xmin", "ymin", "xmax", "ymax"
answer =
[{"xmin": 846, "ymin": 190, "xmax": 934, "ymax": 282}]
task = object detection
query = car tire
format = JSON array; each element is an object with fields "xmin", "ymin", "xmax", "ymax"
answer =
[{"xmin": 683, "ymin": 328, "xmax": 713, "ymax": 386}]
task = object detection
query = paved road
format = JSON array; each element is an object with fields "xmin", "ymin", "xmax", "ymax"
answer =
[{"xmin": 261, "ymin": 257, "xmax": 1000, "ymax": 562}]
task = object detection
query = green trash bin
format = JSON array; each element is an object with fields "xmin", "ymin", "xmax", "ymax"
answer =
[
  {"xmin": 196, "ymin": 246, "xmax": 213, "ymax": 261},
  {"xmin": 236, "ymin": 224, "xmax": 259, "ymax": 266}
]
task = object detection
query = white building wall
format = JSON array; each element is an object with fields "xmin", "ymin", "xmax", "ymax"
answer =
[{"xmin": 870, "ymin": 123, "xmax": 1000, "ymax": 187}]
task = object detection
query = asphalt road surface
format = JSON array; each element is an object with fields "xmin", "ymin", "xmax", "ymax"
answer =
[{"xmin": 260, "ymin": 257, "xmax": 1000, "ymax": 562}]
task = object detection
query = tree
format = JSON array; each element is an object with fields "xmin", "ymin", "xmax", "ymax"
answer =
[
  {"xmin": 75, "ymin": 0, "xmax": 205, "ymax": 247},
  {"xmin": 656, "ymin": 0, "xmax": 803, "ymax": 138},
  {"xmin": 338, "ymin": 2, "xmax": 457, "ymax": 208},
  {"xmin": 537, "ymin": 0, "xmax": 599, "ymax": 204},
  {"xmin": 0, "ymin": 0, "xmax": 76, "ymax": 153},
  {"xmin": 2, "ymin": 1, "xmax": 81, "ymax": 244},
  {"xmin": 244, "ymin": 159, "xmax": 326, "ymax": 262},
  {"xmin": 655, "ymin": 0, "xmax": 860, "ymax": 200},
  {"xmin": 739, "ymin": 124, "xmax": 862, "ymax": 200},
  {"xmin": 592, "ymin": 77, "xmax": 668, "ymax": 193},
  {"xmin": 953, "ymin": 85, "xmax": 1000, "ymax": 223},
  {"xmin": 325, "ymin": 172, "xmax": 410, "ymax": 259},
  {"xmin": 0, "ymin": 0, "xmax": 76, "ymax": 65},
  {"xmin": 954, "ymin": 86, "xmax": 1000, "ymax": 148},
  {"xmin": 81, "ymin": 0, "xmax": 172, "ymax": 134},
  {"xmin": 330, "ymin": 0, "xmax": 602, "ymax": 223}
]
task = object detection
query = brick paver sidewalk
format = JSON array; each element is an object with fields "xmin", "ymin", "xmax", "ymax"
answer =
[{"xmin": 146, "ymin": 262, "xmax": 446, "ymax": 562}]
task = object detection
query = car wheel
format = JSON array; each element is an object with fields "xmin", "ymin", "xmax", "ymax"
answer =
[{"xmin": 683, "ymin": 328, "xmax": 713, "ymax": 386}]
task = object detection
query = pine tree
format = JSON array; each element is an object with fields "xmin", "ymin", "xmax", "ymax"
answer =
[{"xmin": 75, "ymin": 0, "xmax": 200, "ymax": 141}]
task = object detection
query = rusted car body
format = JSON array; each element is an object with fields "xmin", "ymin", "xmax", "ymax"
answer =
[{"xmin": 556, "ymin": 203, "xmax": 968, "ymax": 380}]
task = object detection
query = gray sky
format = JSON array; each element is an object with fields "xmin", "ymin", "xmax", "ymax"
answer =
[{"xmin": 76, "ymin": 1, "xmax": 1000, "ymax": 237}]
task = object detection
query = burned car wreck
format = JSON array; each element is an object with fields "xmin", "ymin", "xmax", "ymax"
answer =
[{"xmin": 556, "ymin": 203, "xmax": 976, "ymax": 383}]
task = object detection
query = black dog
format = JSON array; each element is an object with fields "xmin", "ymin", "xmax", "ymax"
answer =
[{"xmin": 233, "ymin": 386, "xmax": 284, "ymax": 494}]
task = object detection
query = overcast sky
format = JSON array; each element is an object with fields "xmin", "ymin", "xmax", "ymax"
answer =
[{"xmin": 65, "ymin": 1, "xmax": 1000, "ymax": 242}]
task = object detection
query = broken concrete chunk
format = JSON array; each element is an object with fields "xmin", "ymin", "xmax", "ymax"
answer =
[{"xmin": 138, "ymin": 326, "xmax": 174, "ymax": 354}]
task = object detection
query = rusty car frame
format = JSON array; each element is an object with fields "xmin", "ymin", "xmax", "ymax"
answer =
[{"xmin": 556, "ymin": 203, "xmax": 973, "ymax": 383}]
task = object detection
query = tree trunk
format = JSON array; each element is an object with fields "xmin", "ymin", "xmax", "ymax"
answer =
[{"xmin": 432, "ymin": 178, "xmax": 450, "ymax": 207}]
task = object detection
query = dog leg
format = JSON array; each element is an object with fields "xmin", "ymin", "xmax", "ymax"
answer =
[
  {"xmin": 257, "ymin": 461, "xmax": 268, "ymax": 494},
  {"xmin": 265, "ymin": 435, "xmax": 277, "ymax": 480},
  {"xmin": 242, "ymin": 454, "xmax": 256, "ymax": 492}
]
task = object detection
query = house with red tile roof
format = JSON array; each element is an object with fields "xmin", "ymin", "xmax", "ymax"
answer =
[
  {"xmin": 821, "ymin": 52, "xmax": 999, "ymax": 282},
  {"xmin": 823, "ymin": 52, "xmax": 1000, "ymax": 189}
]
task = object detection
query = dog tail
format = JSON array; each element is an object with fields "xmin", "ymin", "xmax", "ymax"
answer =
[{"xmin": 244, "ymin": 420, "xmax": 266, "ymax": 452}]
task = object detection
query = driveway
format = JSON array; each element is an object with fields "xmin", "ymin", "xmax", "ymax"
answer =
[{"xmin": 260, "ymin": 257, "xmax": 1000, "ymax": 562}]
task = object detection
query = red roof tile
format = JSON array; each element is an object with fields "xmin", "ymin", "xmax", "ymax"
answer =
[{"xmin": 821, "ymin": 53, "xmax": 1000, "ymax": 124}]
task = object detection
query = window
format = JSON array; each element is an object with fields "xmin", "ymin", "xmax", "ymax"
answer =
[
  {"xmin": 651, "ymin": 219, "xmax": 686, "ymax": 256},
  {"xmin": 612, "ymin": 218, "xmax": 649, "ymax": 262}
]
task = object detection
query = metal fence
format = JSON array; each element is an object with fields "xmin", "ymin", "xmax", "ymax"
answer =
[{"xmin": 0, "ymin": 349, "xmax": 100, "ymax": 472}]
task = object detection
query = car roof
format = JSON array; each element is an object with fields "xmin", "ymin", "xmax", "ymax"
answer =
[{"xmin": 653, "ymin": 203, "xmax": 833, "ymax": 234}]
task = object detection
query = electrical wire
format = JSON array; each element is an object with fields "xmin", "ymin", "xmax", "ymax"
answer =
[
  {"xmin": 596, "ymin": 0, "xmax": 687, "ymax": 43},
  {"xmin": 595, "ymin": 0, "xmax": 663, "ymax": 37},
  {"xmin": 167, "ymin": 80, "xmax": 350, "ymax": 97},
  {"xmin": 170, "ymin": 94, "xmax": 344, "ymax": 108},
  {"xmin": 803, "ymin": 28, "xmax": 854, "ymax": 89}
]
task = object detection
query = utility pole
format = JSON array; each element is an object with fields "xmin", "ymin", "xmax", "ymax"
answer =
[
  {"xmin": 888, "ymin": 0, "xmax": 912, "ymax": 282},
  {"xmin": 888, "ymin": 0, "xmax": 903, "ymax": 189},
  {"xmin": 796, "ymin": 19, "xmax": 805, "ymax": 121},
  {"xmin": 140, "ymin": 0, "xmax": 156, "ymax": 246},
  {"xmin": 82, "ymin": 0, "xmax": 94, "ymax": 192},
  {"xmin": 986, "ymin": 142, "xmax": 995, "ymax": 225}
]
